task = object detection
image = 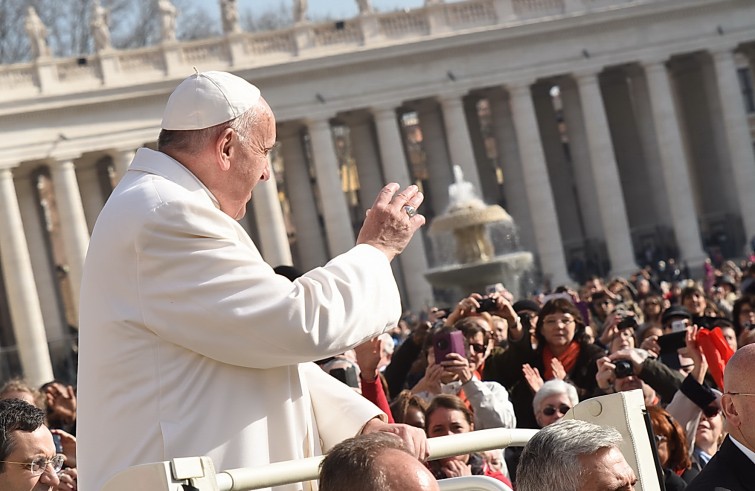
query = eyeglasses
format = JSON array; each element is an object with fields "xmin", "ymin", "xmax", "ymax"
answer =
[
  {"xmin": 543, "ymin": 317, "xmax": 575, "ymax": 327},
  {"xmin": 0, "ymin": 454, "xmax": 65, "ymax": 475},
  {"xmin": 654, "ymin": 434, "xmax": 667, "ymax": 445},
  {"xmin": 541, "ymin": 404, "xmax": 571, "ymax": 416},
  {"xmin": 702, "ymin": 405, "xmax": 720, "ymax": 418},
  {"xmin": 469, "ymin": 343, "xmax": 487, "ymax": 354}
]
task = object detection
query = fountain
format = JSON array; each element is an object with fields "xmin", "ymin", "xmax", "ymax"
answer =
[{"xmin": 424, "ymin": 166, "xmax": 536, "ymax": 302}]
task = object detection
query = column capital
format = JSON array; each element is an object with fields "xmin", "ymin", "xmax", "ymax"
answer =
[
  {"xmin": 571, "ymin": 67, "xmax": 602, "ymax": 84},
  {"xmin": 50, "ymin": 155, "xmax": 82, "ymax": 167},
  {"xmin": 304, "ymin": 117, "xmax": 333, "ymax": 133},
  {"xmin": 505, "ymin": 80, "xmax": 534, "ymax": 98},
  {"xmin": 639, "ymin": 55, "xmax": 670, "ymax": 71},
  {"xmin": 709, "ymin": 45, "xmax": 736, "ymax": 64},
  {"xmin": 640, "ymin": 59, "xmax": 669, "ymax": 75},
  {"xmin": 371, "ymin": 104, "xmax": 399, "ymax": 120},
  {"xmin": 437, "ymin": 91, "xmax": 469, "ymax": 105}
]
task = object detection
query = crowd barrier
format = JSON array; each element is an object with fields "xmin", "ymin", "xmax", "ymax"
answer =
[{"xmin": 102, "ymin": 390, "xmax": 661, "ymax": 491}]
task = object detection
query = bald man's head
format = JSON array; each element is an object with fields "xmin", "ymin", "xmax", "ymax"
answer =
[
  {"xmin": 722, "ymin": 344, "xmax": 755, "ymax": 452},
  {"xmin": 724, "ymin": 344, "xmax": 755, "ymax": 393}
]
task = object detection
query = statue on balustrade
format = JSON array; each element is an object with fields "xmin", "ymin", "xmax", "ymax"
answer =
[
  {"xmin": 158, "ymin": 0, "xmax": 178, "ymax": 42},
  {"xmin": 91, "ymin": 0, "xmax": 112, "ymax": 51},
  {"xmin": 25, "ymin": 6, "xmax": 50, "ymax": 58},
  {"xmin": 293, "ymin": 0, "xmax": 307, "ymax": 24},
  {"xmin": 221, "ymin": 0, "xmax": 241, "ymax": 34},
  {"xmin": 357, "ymin": 0, "xmax": 373, "ymax": 15}
]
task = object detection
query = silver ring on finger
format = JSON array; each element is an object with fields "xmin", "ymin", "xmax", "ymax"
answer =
[{"xmin": 403, "ymin": 205, "xmax": 417, "ymax": 218}]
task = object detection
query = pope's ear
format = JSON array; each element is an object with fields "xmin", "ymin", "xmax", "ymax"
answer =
[{"xmin": 215, "ymin": 128, "xmax": 235, "ymax": 171}]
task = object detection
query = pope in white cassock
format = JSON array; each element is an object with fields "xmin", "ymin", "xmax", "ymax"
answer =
[{"xmin": 76, "ymin": 71, "xmax": 427, "ymax": 490}]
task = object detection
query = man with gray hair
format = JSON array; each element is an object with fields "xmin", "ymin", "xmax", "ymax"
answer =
[{"xmin": 517, "ymin": 419, "xmax": 637, "ymax": 491}]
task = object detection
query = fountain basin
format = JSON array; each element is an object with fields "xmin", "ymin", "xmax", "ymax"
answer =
[{"xmin": 425, "ymin": 251, "xmax": 534, "ymax": 302}]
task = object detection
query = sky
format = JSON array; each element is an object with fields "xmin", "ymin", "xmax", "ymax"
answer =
[
  {"xmin": 186, "ymin": 0, "xmax": 433, "ymax": 23},
  {"xmin": 242, "ymin": 0, "xmax": 426, "ymax": 19}
]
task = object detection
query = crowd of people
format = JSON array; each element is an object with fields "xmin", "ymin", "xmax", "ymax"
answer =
[
  {"xmin": 2, "ymin": 70, "xmax": 754, "ymax": 491},
  {"xmin": 5, "ymin": 260, "xmax": 752, "ymax": 490},
  {"xmin": 314, "ymin": 259, "xmax": 755, "ymax": 489}
]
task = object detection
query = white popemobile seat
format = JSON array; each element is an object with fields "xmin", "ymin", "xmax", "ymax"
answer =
[{"xmin": 102, "ymin": 390, "xmax": 661, "ymax": 491}]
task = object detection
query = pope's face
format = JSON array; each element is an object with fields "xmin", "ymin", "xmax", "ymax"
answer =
[{"xmin": 224, "ymin": 100, "xmax": 276, "ymax": 219}]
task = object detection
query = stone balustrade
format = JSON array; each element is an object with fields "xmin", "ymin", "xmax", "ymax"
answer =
[{"xmin": 0, "ymin": 0, "xmax": 661, "ymax": 100}]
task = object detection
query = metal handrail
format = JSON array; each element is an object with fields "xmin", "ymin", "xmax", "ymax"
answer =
[{"xmin": 215, "ymin": 428, "xmax": 537, "ymax": 491}]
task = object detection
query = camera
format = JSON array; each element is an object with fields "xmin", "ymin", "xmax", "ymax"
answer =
[
  {"xmin": 477, "ymin": 297, "xmax": 497, "ymax": 313},
  {"xmin": 614, "ymin": 359, "xmax": 633, "ymax": 379},
  {"xmin": 432, "ymin": 329, "xmax": 466, "ymax": 362},
  {"xmin": 617, "ymin": 316, "xmax": 637, "ymax": 330}
]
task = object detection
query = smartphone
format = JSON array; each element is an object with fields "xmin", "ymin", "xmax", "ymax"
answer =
[
  {"xmin": 691, "ymin": 316, "xmax": 718, "ymax": 330},
  {"xmin": 658, "ymin": 331, "xmax": 686, "ymax": 354},
  {"xmin": 433, "ymin": 330, "xmax": 466, "ymax": 362},
  {"xmin": 670, "ymin": 320, "xmax": 687, "ymax": 333}
]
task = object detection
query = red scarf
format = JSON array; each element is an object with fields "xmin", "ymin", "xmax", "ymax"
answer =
[
  {"xmin": 697, "ymin": 327, "xmax": 734, "ymax": 389},
  {"xmin": 542, "ymin": 341, "xmax": 581, "ymax": 380}
]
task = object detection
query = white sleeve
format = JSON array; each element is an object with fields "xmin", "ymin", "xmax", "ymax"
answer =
[
  {"xmin": 302, "ymin": 362, "xmax": 385, "ymax": 452},
  {"xmin": 136, "ymin": 198, "xmax": 402, "ymax": 368},
  {"xmin": 665, "ymin": 389, "xmax": 702, "ymax": 456}
]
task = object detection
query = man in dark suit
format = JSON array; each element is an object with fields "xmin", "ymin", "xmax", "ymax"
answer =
[{"xmin": 687, "ymin": 344, "xmax": 755, "ymax": 491}]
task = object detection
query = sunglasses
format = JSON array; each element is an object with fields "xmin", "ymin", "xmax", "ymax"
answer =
[
  {"xmin": 702, "ymin": 405, "xmax": 720, "ymax": 418},
  {"xmin": 541, "ymin": 404, "xmax": 571, "ymax": 416},
  {"xmin": 469, "ymin": 343, "xmax": 487, "ymax": 354}
]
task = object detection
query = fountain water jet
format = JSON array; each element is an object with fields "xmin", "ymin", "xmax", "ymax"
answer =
[{"xmin": 424, "ymin": 166, "xmax": 536, "ymax": 302}]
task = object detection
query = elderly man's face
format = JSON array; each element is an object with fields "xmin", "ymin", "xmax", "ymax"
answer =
[
  {"xmin": 225, "ymin": 100, "xmax": 276, "ymax": 219},
  {"xmin": 0, "ymin": 426, "xmax": 60, "ymax": 491},
  {"xmin": 578, "ymin": 446, "xmax": 637, "ymax": 491}
]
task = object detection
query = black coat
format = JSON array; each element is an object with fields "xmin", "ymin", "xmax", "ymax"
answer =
[
  {"xmin": 483, "ymin": 335, "xmax": 605, "ymax": 429},
  {"xmin": 686, "ymin": 436, "xmax": 755, "ymax": 491}
]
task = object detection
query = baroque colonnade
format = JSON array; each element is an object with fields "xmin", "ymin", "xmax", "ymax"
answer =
[{"xmin": 1, "ymin": 42, "xmax": 755, "ymax": 384}]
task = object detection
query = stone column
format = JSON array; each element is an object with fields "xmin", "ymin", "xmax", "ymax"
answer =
[
  {"xmin": 642, "ymin": 59, "xmax": 707, "ymax": 267},
  {"xmin": 279, "ymin": 127, "xmax": 328, "ymax": 270},
  {"xmin": 373, "ymin": 105, "xmax": 435, "ymax": 309},
  {"xmin": 573, "ymin": 70, "xmax": 638, "ymax": 276},
  {"xmin": 343, "ymin": 112, "xmax": 385, "ymax": 216},
  {"xmin": 0, "ymin": 167, "xmax": 54, "ymax": 386},
  {"xmin": 487, "ymin": 89, "xmax": 536, "ymax": 252},
  {"xmin": 507, "ymin": 82, "xmax": 571, "ymax": 287},
  {"xmin": 112, "ymin": 148, "xmax": 135, "ymax": 182},
  {"xmin": 76, "ymin": 161, "xmax": 106, "ymax": 233},
  {"xmin": 306, "ymin": 118, "xmax": 356, "ymax": 256},
  {"xmin": 627, "ymin": 67, "xmax": 673, "ymax": 227},
  {"xmin": 251, "ymin": 158, "xmax": 293, "ymax": 268},
  {"xmin": 415, "ymin": 100, "xmax": 454, "ymax": 217},
  {"xmin": 51, "ymin": 157, "xmax": 90, "ymax": 317},
  {"xmin": 15, "ymin": 171, "xmax": 67, "ymax": 344},
  {"xmin": 439, "ymin": 93, "xmax": 483, "ymax": 193},
  {"xmin": 558, "ymin": 78, "xmax": 604, "ymax": 241},
  {"xmin": 710, "ymin": 46, "xmax": 755, "ymax": 241}
]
